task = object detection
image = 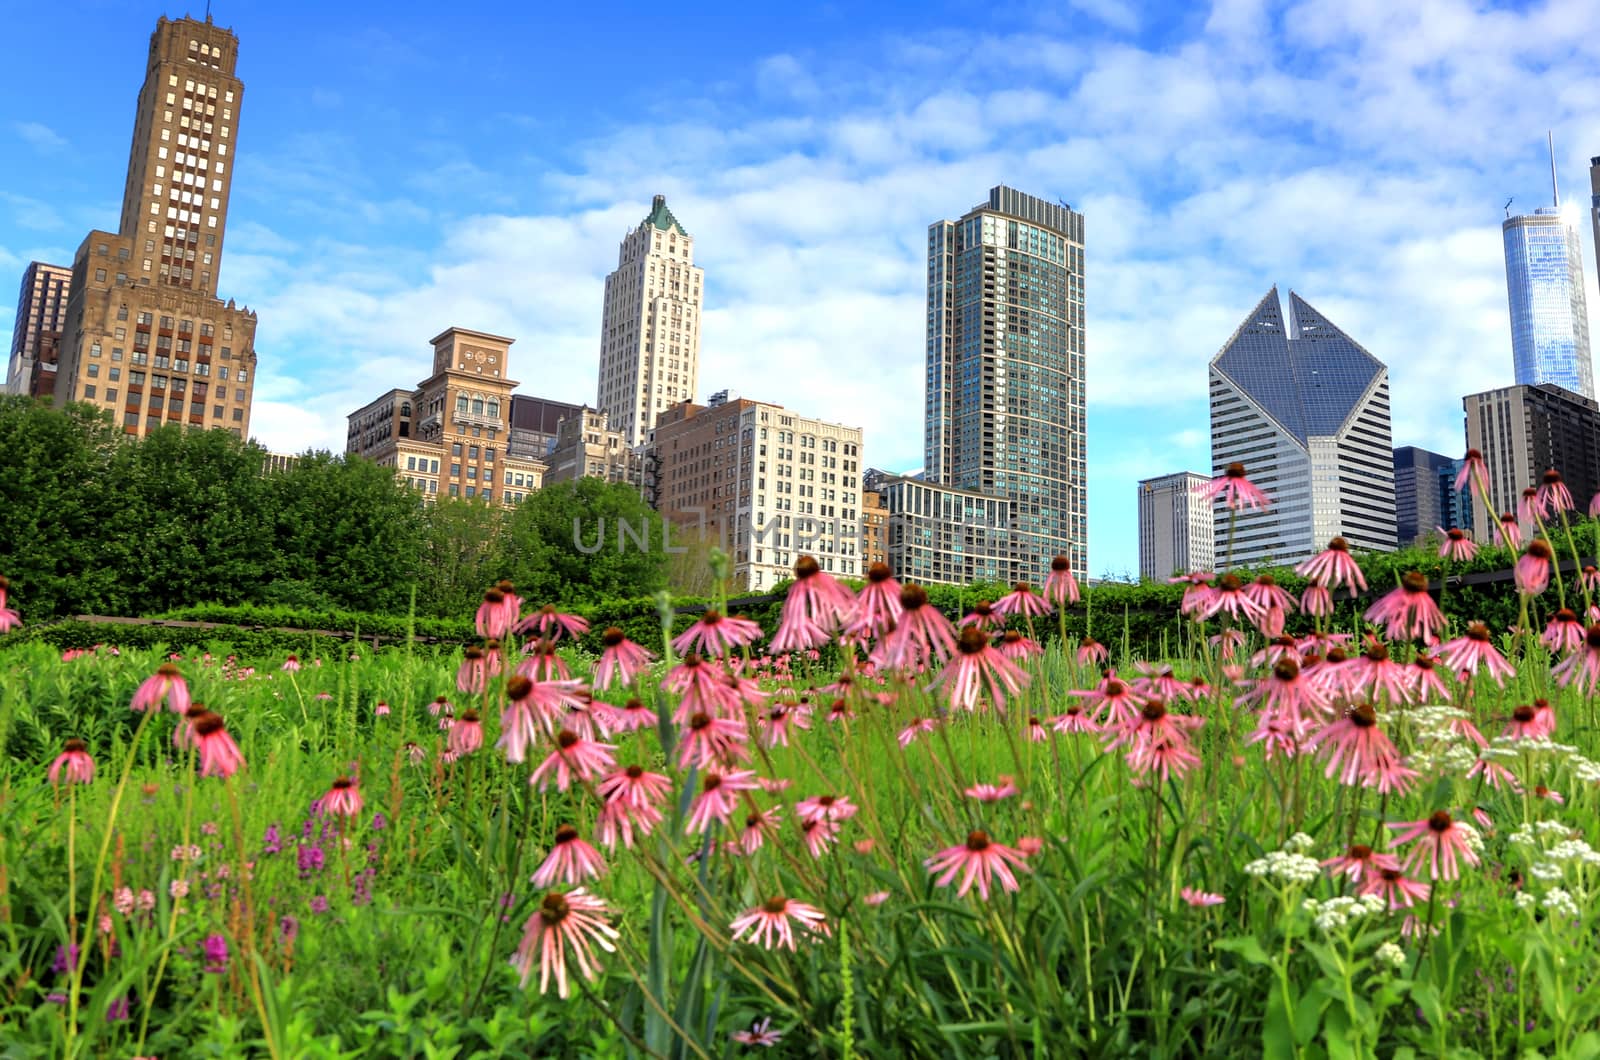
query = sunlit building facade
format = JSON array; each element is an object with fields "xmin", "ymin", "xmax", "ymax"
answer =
[{"xmin": 1503, "ymin": 207, "xmax": 1593, "ymax": 399}]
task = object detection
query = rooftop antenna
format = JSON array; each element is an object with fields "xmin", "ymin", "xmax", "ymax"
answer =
[
  {"xmin": 1549, "ymin": 130, "xmax": 1560, "ymax": 207},
  {"xmin": 1504, "ymin": 196, "xmax": 1514, "ymax": 218}
]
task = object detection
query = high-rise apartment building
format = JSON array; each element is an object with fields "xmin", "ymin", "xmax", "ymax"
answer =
[
  {"xmin": 345, "ymin": 327, "xmax": 547, "ymax": 507},
  {"xmin": 596, "ymin": 195, "xmax": 703, "ymax": 449},
  {"xmin": 874, "ymin": 473, "xmax": 1018, "ymax": 588},
  {"xmin": 1462, "ymin": 383, "xmax": 1600, "ymax": 536},
  {"xmin": 651, "ymin": 393, "xmax": 863, "ymax": 592},
  {"xmin": 925, "ymin": 186, "xmax": 1087, "ymax": 585},
  {"xmin": 1208, "ymin": 288, "xmax": 1396, "ymax": 567},
  {"xmin": 51, "ymin": 15, "xmax": 259, "ymax": 438},
  {"xmin": 860, "ymin": 488, "xmax": 889, "ymax": 572},
  {"xmin": 1137, "ymin": 471, "xmax": 1214, "ymax": 579},
  {"xmin": 6, "ymin": 262, "xmax": 73, "ymax": 398},
  {"xmin": 1503, "ymin": 142, "xmax": 1593, "ymax": 399},
  {"xmin": 1590, "ymin": 155, "xmax": 1600, "ymax": 307}
]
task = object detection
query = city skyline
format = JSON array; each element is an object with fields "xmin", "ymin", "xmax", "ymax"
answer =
[{"xmin": 5, "ymin": 2, "xmax": 1600, "ymax": 577}]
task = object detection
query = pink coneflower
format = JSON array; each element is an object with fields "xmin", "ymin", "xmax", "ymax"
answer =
[
  {"xmin": 1051, "ymin": 704, "xmax": 1101, "ymax": 734},
  {"xmin": 1359, "ymin": 867, "xmax": 1431, "ymax": 910},
  {"xmin": 474, "ymin": 588, "xmax": 512, "ymax": 640},
  {"xmin": 1364, "ymin": 572, "xmax": 1445, "ymax": 642},
  {"xmin": 994, "ymin": 582, "xmax": 1052, "ymax": 618},
  {"xmin": 1309, "ymin": 703, "xmax": 1415, "ymax": 793},
  {"xmin": 192, "ymin": 713, "xmax": 244, "ymax": 779},
  {"xmin": 1200, "ymin": 461, "xmax": 1271, "ymax": 511},
  {"xmin": 1553, "ymin": 625, "xmax": 1600, "ymax": 693},
  {"xmin": 662, "ymin": 654, "xmax": 739, "ymax": 723},
  {"xmin": 964, "ymin": 777, "xmax": 1019, "ymax": 802},
  {"xmin": 281, "ymin": 655, "xmax": 301, "ymax": 673},
  {"xmin": 1076, "ymin": 636, "xmax": 1108, "ymax": 667},
  {"xmin": 924, "ymin": 831, "xmax": 1032, "ymax": 900},
  {"xmin": 610, "ymin": 696, "xmax": 658, "ymax": 733},
  {"xmin": 731, "ymin": 1017, "xmax": 784, "ymax": 1046},
  {"xmin": 516, "ymin": 605, "xmax": 590, "ymax": 641},
  {"xmin": 405, "ymin": 742, "xmax": 427, "ymax": 765},
  {"xmin": 1300, "ymin": 584, "xmax": 1333, "ymax": 618},
  {"xmin": 1503, "ymin": 700, "xmax": 1557, "ymax": 740},
  {"xmin": 677, "ymin": 712, "xmax": 749, "ymax": 769},
  {"xmin": 1295, "ymin": 538, "xmax": 1367, "ymax": 596},
  {"xmin": 1321, "ymin": 844, "xmax": 1400, "ymax": 883},
  {"xmin": 448, "ymin": 709, "xmax": 485, "ymax": 756},
  {"xmin": 1116, "ymin": 701, "xmax": 1204, "ymax": 782},
  {"xmin": 736, "ymin": 807, "xmax": 782, "ymax": 854},
  {"xmin": 1583, "ymin": 565, "xmax": 1600, "ymax": 593},
  {"xmin": 1407, "ymin": 652, "xmax": 1452, "ymax": 703},
  {"xmin": 1515, "ymin": 540, "xmax": 1554, "ymax": 596},
  {"xmin": 517, "ymin": 638, "xmax": 573, "ymax": 682},
  {"xmin": 594, "ymin": 794, "xmax": 663, "ymax": 850},
  {"xmin": 322, "ymin": 776, "xmax": 363, "ymax": 816},
  {"xmin": 772, "ymin": 556, "xmax": 854, "ymax": 652},
  {"xmin": 1455, "ymin": 449, "xmax": 1488, "ymax": 495},
  {"xmin": 456, "ymin": 647, "xmax": 489, "ymax": 694},
  {"xmin": 996, "ymin": 629, "xmax": 1042, "ymax": 661},
  {"xmin": 673, "ymin": 610, "xmax": 764, "ymax": 657},
  {"xmin": 596, "ymin": 764, "xmax": 672, "ymax": 811},
  {"xmin": 1179, "ymin": 888, "xmax": 1225, "ymax": 907},
  {"xmin": 936, "ymin": 627, "xmax": 1030, "ymax": 713},
  {"xmin": 685, "ymin": 770, "xmax": 760, "ymax": 835},
  {"xmin": 897, "ymin": 717, "xmax": 939, "ymax": 747},
  {"xmin": 532, "ymin": 825, "xmax": 607, "ymax": 887},
  {"xmin": 1493, "ymin": 511, "xmax": 1523, "ymax": 550},
  {"xmin": 1349, "ymin": 640, "xmax": 1413, "ymax": 704},
  {"xmin": 1517, "ymin": 486, "xmax": 1546, "ymax": 526},
  {"xmin": 1537, "ymin": 468, "xmax": 1574, "ymax": 514},
  {"xmin": 48, "ymin": 739, "xmax": 95, "ymax": 787},
  {"xmin": 720, "ymin": 670, "xmax": 770, "ymax": 713},
  {"xmin": 509, "ymin": 889, "xmax": 619, "ymax": 998},
  {"xmin": 1070, "ymin": 672, "xmax": 1145, "ymax": 726},
  {"xmin": 173, "ymin": 702, "xmax": 209, "ymax": 751},
  {"xmin": 795, "ymin": 794, "xmax": 859, "ymax": 824},
  {"xmin": 958, "ymin": 600, "xmax": 1003, "ymax": 631},
  {"xmin": 1239, "ymin": 656, "xmax": 1330, "ymax": 736},
  {"xmin": 1465, "ymin": 753, "xmax": 1519, "ymax": 790},
  {"xmin": 1389, "ymin": 811, "xmax": 1479, "ymax": 881},
  {"xmin": 1173, "ymin": 571, "xmax": 1217, "ymax": 620},
  {"xmin": 1132, "ymin": 662, "xmax": 1188, "ymax": 702},
  {"xmin": 131, "ymin": 664, "xmax": 190, "ymax": 714},
  {"xmin": 1438, "ymin": 623, "xmax": 1516, "ymax": 685},
  {"xmin": 758, "ymin": 776, "xmax": 793, "ymax": 794},
  {"xmin": 1534, "ymin": 784, "xmax": 1565, "ymax": 805},
  {"xmin": 498, "ymin": 675, "xmax": 583, "ymax": 759},
  {"xmin": 876, "ymin": 584, "xmax": 958, "ymax": 669},
  {"xmin": 1199, "ymin": 573, "xmax": 1266, "ymax": 624},
  {"xmin": 592, "ymin": 627, "xmax": 655, "ymax": 690},
  {"xmin": 730, "ymin": 897, "xmax": 830, "ymax": 950},
  {"xmin": 757, "ymin": 699, "xmax": 812, "ymax": 748},
  {"xmin": 1437, "ymin": 528, "xmax": 1477, "ymax": 562},
  {"xmin": 494, "ymin": 579, "xmax": 524, "ymax": 627},
  {"xmin": 428, "ymin": 695, "xmax": 452, "ymax": 717},
  {"xmin": 375, "ymin": 701, "xmax": 391, "ymax": 717},
  {"xmin": 530, "ymin": 730, "xmax": 618, "ymax": 792},
  {"xmin": 1044, "ymin": 555, "xmax": 1081, "ymax": 606},
  {"xmin": 1542, "ymin": 609, "xmax": 1586, "ymax": 655},
  {"xmin": 798, "ymin": 817, "xmax": 840, "ymax": 858},
  {"xmin": 845, "ymin": 562, "xmax": 904, "ymax": 641}
]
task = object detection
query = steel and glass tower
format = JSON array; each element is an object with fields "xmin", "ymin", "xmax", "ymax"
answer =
[
  {"xmin": 924, "ymin": 187, "xmax": 1086, "ymax": 584},
  {"xmin": 1503, "ymin": 137, "xmax": 1593, "ymax": 399}
]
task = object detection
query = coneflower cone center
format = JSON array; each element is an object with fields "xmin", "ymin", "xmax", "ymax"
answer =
[
  {"xmin": 1543, "ymin": 469, "xmax": 1563, "ymax": 485},
  {"xmin": 331, "ymin": 777, "xmax": 353, "ymax": 790},
  {"xmin": 193, "ymin": 713, "xmax": 225, "ymax": 737},
  {"xmin": 1273, "ymin": 658, "xmax": 1300, "ymax": 682},
  {"xmin": 1105, "ymin": 679, "xmax": 1126, "ymax": 696},
  {"xmin": 1350, "ymin": 704, "xmax": 1378, "ymax": 728},
  {"xmin": 1348, "ymin": 844, "xmax": 1372, "ymax": 859},
  {"xmin": 556, "ymin": 730, "xmax": 580, "ymax": 749},
  {"xmin": 157, "ymin": 663, "xmax": 182, "ymax": 678},
  {"xmin": 554, "ymin": 825, "xmax": 579, "ymax": 844},
  {"xmin": 746, "ymin": 813, "xmax": 764, "ymax": 829},
  {"xmin": 1513, "ymin": 705, "xmax": 1537, "ymax": 723},
  {"xmin": 1051, "ymin": 555, "xmax": 1071, "ymax": 572},
  {"xmin": 1224, "ymin": 462, "xmax": 1247, "ymax": 478},
  {"xmin": 1217, "ymin": 574, "xmax": 1243, "ymax": 592},
  {"xmin": 1447, "ymin": 529, "xmax": 1466, "ymax": 541},
  {"xmin": 539, "ymin": 893, "xmax": 570, "ymax": 924},
  {"xmin": 688, "ymin": 712, "xmax": 712, "ymax": 731},
  {"xmin": 1329, "ymin": 537, "xmax": 1350, "ymax": 552},
  {"xmin": 1256, "ymin": 575, "xmax": 1277, "ymax": 587},
  {"xmin": 957, "ymin": 627, "xmax": 989, "ymax": 655},
  {"xmin": 506, "ymin": 676, "xmax": 533, "ymax": 701},
  {"xmin": 483, "ymin": 589, "xmax": 504, "ymax": 605},
  {"xmin": 794, "ymin": 556, "xmax": 820, "ymax": 579},
  {"xmin": 1141, "ymin": 701, "xmax": 1168, "ymax": 722},
  {"xmin": 704, "ymin": 774, "xmax": 724, "ymax": 792},
  {"xmin": 1364, "ymin": 644, "xmax": 1390, "ymax": 663},
  {"xmin": 1427, "ymin": 811, "xmax": 1452, "ymax": 832},
  {"xmin": 464, "ymin": 647, "xmax": 484, "ymax": 660},
  {"xmin": 1002, "ymin": 630, "xmax": 1024, "ymax": 645},
  {"xmin": 700, "ymin": 610, "xmax": 723, "ymax": 626},
  {"xmin": 965, "ymin": 831, "xmax": 991, "ymax": 852},
  {"xmin": 64, "ymin": 738, "xmax": 88, "ymax": 753},
  {"xmin": 1586, "ymin": 626, "xmax": 1600, "ymax": 649},
  {"xmin": 1466, "ymin": 624, "xmax": 1491, "ymax": 642},
  {"xmin": 601, "ymin": 627, "xmax": 625, "ymax": 647},
  {"xmin": 900, "ymin": 585, "xmax": 929, "ymax": 610},
  {"xmin": 1528, "ymin": 540, "xmax": 1553, "ymax": 560},
  {"xmin": 1555, "ymin": 609, "xmax": 1578, "ymax": 624},
  {"xmin": 1401, "ymin": 571, "xmax": 1428, "ymax": 593},
  {"xmin": 867, "ymin": 562, "xmax": 892, "ymax": 583}
]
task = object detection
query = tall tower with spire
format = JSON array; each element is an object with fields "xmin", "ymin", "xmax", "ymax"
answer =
[{"xmin": 1501, "ymin": 135, "xmax": 1593, "ymax": 399}]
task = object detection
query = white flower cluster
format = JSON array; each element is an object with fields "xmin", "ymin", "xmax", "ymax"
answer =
[
  {"xmin": 1515, "ymin": 892, "xmax": 1537, "ymax": 911},
  {"xmin": 1285, "ymin": 832, "xmax": 1317, "ymax": 854},
  {"xmin": 1495, "ymin": 736, "xmax": 1579, "ymax": 756},
  {"xmin": 1302, "ymin": 894, "xmax": 1386, "ymax": 933},
  {"xmin": 1543, "ymin": 889, "xmax": 1581, "ymax": 920},
  {"xmin": 1373, "ymin": 941, "xmax": 1407, "ymax": 970},
  {"xmin": 1547, "ymin": 839, "xmax": 1600, "ymax": 867},
  {"xmin": 1244, "ymin": 850, "xmax": 1322, "ymax": 885}
]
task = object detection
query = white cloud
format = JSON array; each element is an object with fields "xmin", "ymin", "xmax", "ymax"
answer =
[{"xmin": 14, "ymin": 121, "xmax": 65, "ymax": 152}]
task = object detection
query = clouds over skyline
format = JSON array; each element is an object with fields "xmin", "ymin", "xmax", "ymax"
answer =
[{"xmin": 6, "ymin": 0, "xmax": 1600, "ymax": 577}]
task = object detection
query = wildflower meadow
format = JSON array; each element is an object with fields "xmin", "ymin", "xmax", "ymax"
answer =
[{"xmin": 7, "ymin": 458, "xmax": 1600, "ymax": 1057}]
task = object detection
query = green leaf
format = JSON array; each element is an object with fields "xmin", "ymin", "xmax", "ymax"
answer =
[{"xmin": 1215, "ymin": 935, "xmax": 1273, "ymax": 966}]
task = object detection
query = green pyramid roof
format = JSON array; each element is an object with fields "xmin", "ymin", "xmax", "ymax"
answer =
[{"xmin": 642, "ymin": 194, "xmax": 687, "ymax": 236}]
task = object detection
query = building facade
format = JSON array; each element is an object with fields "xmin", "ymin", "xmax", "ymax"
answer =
[
  {"xmin": 874, "ymin": 474, "xmax": 1018, "ymax": 588},
  {"xmin": 1591, "ymin": 156, "xmax": 1600, "ymax": 315},
  {"xmin": 1462, "ymin": 383, "xmax": 1600, "ymax": 537},
  {"xmin": 1392, "ymin": 446, "xmax": 1459, "ymax": 547},
  {"xmin": 546, "ymin": 406, "xmax": 640, "ymax": 486},
  {"xmin": 651, "ymin": 394, "xmax": 863, "ymax": 592},
  {"xmin": 596, "ymin": 195, "xmax": 703, "ymax": 449},
  {"xmin": 345, "ymin": 328, "xmax": 546, "ymax": 507},
  {"xmin": 860, "ymin": 488, "xmax": 889, "ymax": 572},
  {"xmin": 925, "ymin": 186, "xmax": 1087, "ymax": 585},
  {"xmin": 51, "ymin": 15, "xmax": 259, "ymax": 438},
  {"xmin": 1137, "ymin": 471, "xmax": 1214, "ymax": 580},
  {"xmin": 5, "ymin": 262, "xmax": 73, "ymax": 398},
  {"xmin": 1208, "ymin": 288, "xmax": 1396, "ymax": 568},
  {"xmin": 508, "ymin": 395, "xmax": 582, "ymax": 462},
  {"xmin": 1503, "ymin": 207, "xmax": 1593, "ymax": 399}
]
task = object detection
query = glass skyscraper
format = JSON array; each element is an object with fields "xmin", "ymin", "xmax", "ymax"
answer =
[
  {"xmin": 1503, "ymin": 206, "xmax": 1593, "ymax": 399},
  {"xmin": 925, "ymin": 187, "xmax": 1086, "ymax": 584}
]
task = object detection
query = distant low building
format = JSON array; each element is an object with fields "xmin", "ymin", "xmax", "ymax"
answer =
[
  {"xmin": 1137, "ymin": 471, "xmax": 1213, "ymax": 579},
  {"xmin": 545, "ymin": 405, "xmax": 640, "ymax": 486},
  {"xmin": 876, "ymin": 473, "xmax": 1018, "ymax": 588}
]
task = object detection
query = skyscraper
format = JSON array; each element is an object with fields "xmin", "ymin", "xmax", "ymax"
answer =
[
  {"xmin": 5, "ymin": 262, "xmax": 72, "ymax": 397},
  {"xmin": 1208, "ymin": 288, "xmax": 1395, "ymax": 567},
  {"xmin": 51, "ymin": 15, "xmax": 259, "ymax": 437},
  {"xmin": 925, "ymin": 186, "xmax": 1087, "ymax": 584},
  {"xmin": 1502, "ymin": 139, "xmax": 1592, "ymax": 399},
  {"xmin": 1137, "ymin": 471, "xmax": 1214, "ymax": 579},
  {"xmin": 1461, "ymin": 383, "xmax": 1600, "ymax": 538},
  {"xmin": 1590, "ymin": 155, "xmax": 1600, "ymax": 303},
  {"xmin": 1392, "ymin": 446, "xmax": 1457, "ymax": 547},
  {"xmin": 596, "ymin": 195, "xmax": 703, "ymax": 449}
]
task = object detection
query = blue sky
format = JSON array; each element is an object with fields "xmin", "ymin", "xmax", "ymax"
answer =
[{"xmin": 4, "ymin": 0, "xmax": 1600, "ymax": 578}]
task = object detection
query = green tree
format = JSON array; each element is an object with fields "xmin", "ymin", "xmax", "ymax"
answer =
[
  {"xmin": 99, "ymin": 424, "xmax": 273, "ymax": 613},
  {"xmin": 497, "ymin": 478, "xmax": 668, "ymax": 605},
  {"xmin": 414, "ymin": 495, "xmax": 505, "ymax": 620},
  {"xmin": 0, "ymin": 397, "xmax": 120, "ymax": 619},
  {"xmin": 261, "ymin": 452, "xmax": 429, "ymax": 614}
]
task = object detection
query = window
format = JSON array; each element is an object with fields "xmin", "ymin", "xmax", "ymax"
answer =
[
  {"xmin": 232, "ymin": 408, "xmax": 243, "ymax": 422},
  {"xmin": 130, "ymin": 371, "xmax": 146, "ymax": 386},
  {"xmin": 110, "ymin": 368, "xmax": 121, "ymax": 382},
  {"xmin": 84, "ymin": 385, "xmax": 97, "ymax": 399},
  {"xmin": 90, "ymin": 343, "xmax": 102, "ymax": 358},
  {"xmin": 452, "ymin": 442, "xmax": 462, "ymax": 456},
  {"xmin": 220, "ymin": 367, "xmax": 229, "ymax": 380},
  {"xmin": 125, "ymin": 412, "xmax": 139, "ymax": 427},
  {"xmin": 451, "ymin": 463, "xmax": 461, "ymax": 477},
  {"xmin": 94, "ymin": 269, "xmax": 106, "ymax": 282},
  {"xmin": 87, "ymin": 364, "xmax": 100, "ymax": 378}
]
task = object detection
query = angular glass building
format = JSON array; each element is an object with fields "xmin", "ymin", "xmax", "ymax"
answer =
[
  {"xmin": 925, "ymin": 187, "xmax": 1087, "ymax": 584},
  {"xmin": 1208, "ymin": 288, "xmax": 1396, "ymax": 568},
  {"xmin": 1503, "ymin": 206, "xmax": 1593, "ymax": 399}
]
